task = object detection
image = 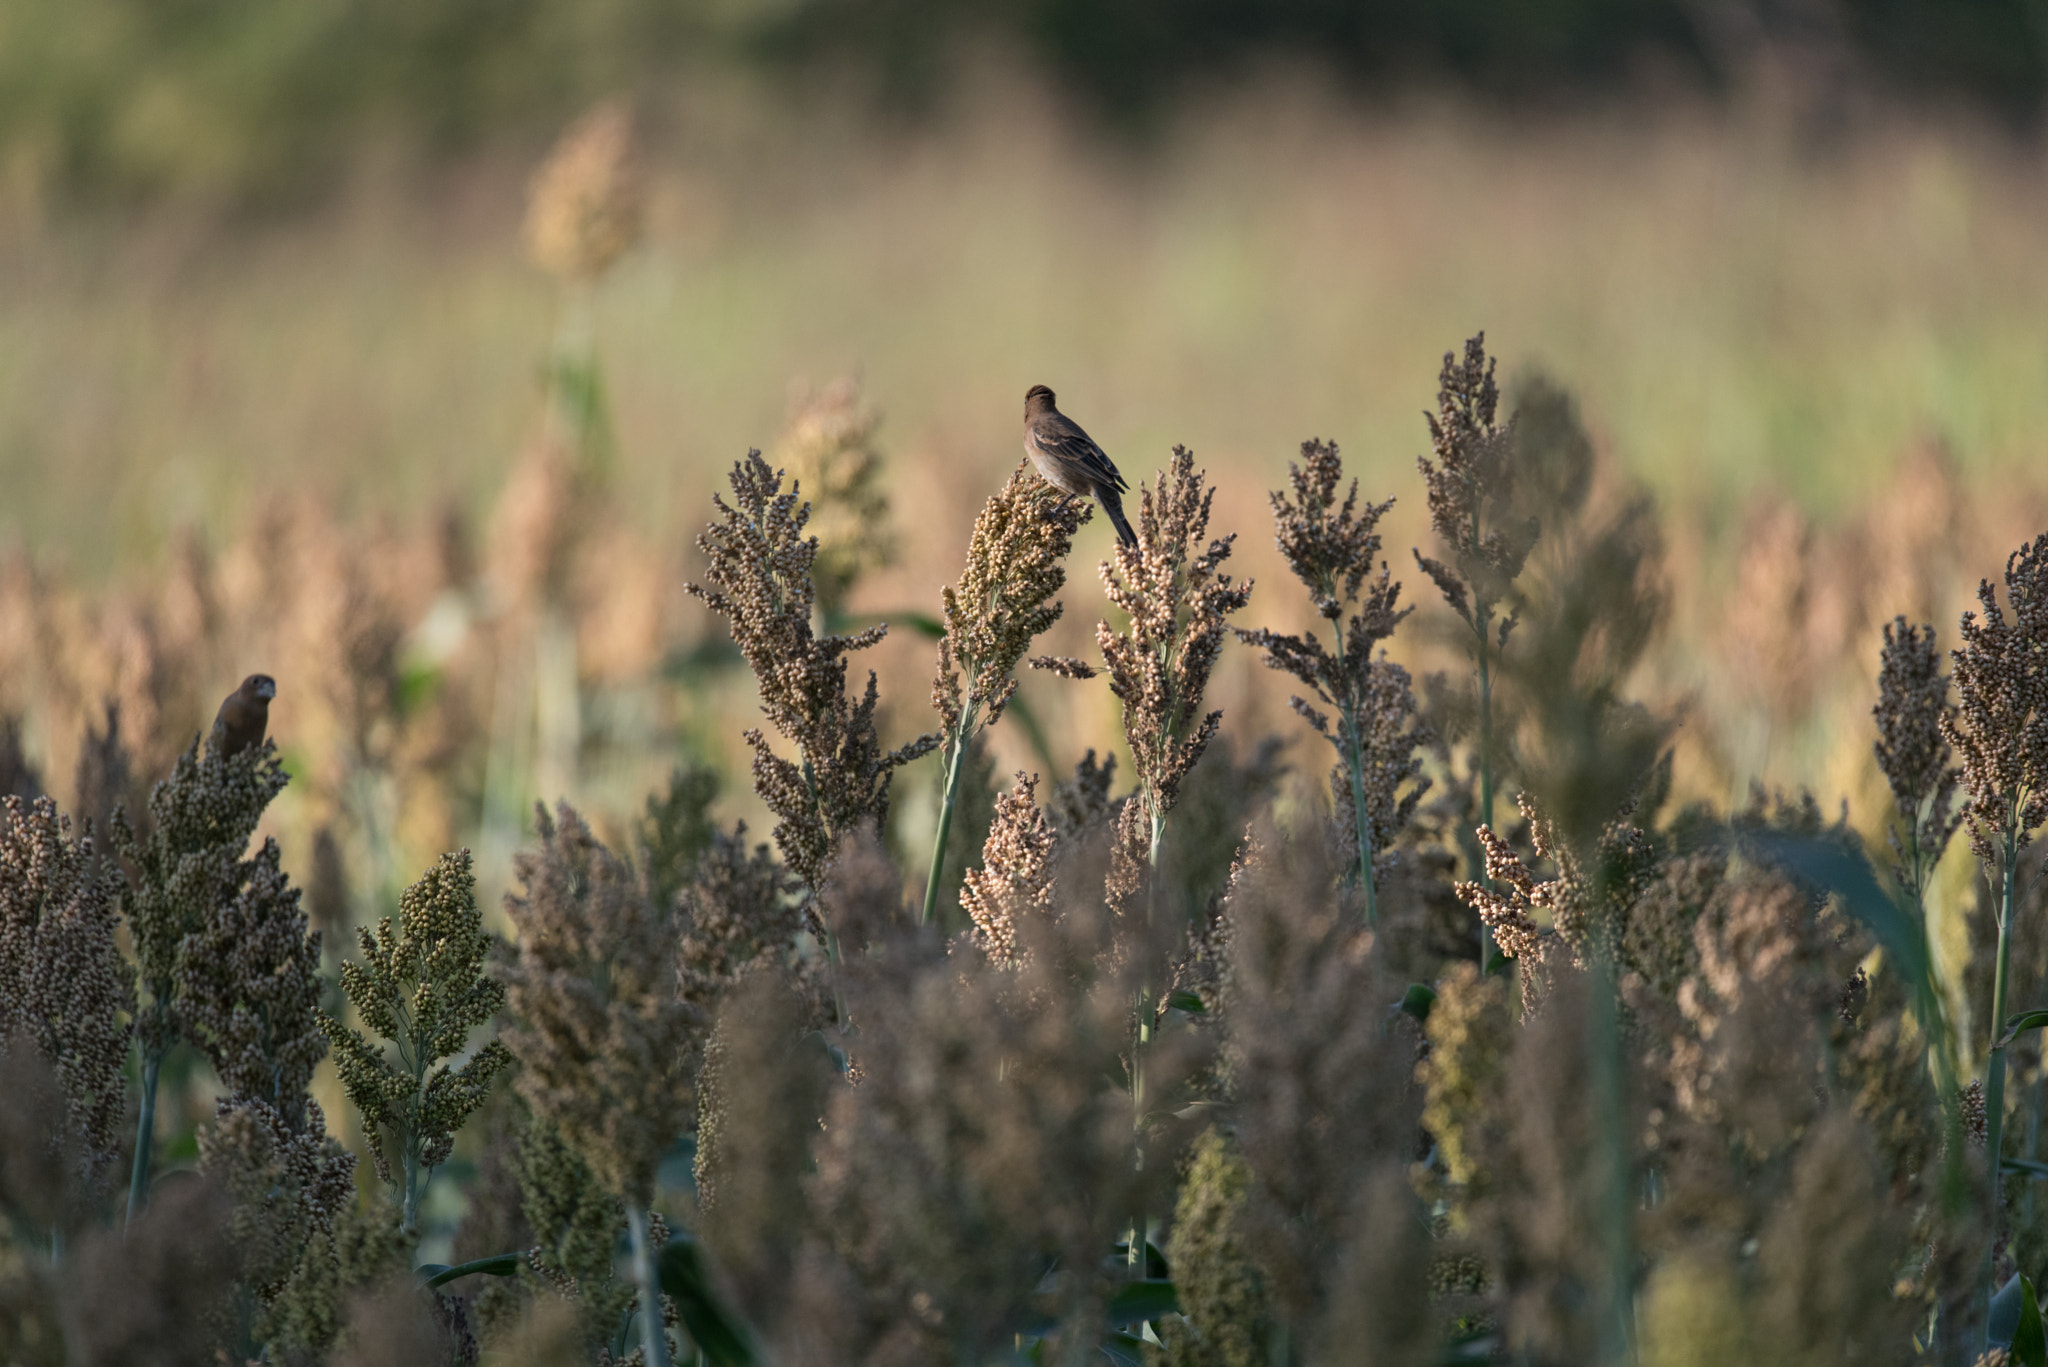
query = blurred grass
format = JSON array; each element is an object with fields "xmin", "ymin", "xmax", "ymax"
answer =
[{"xmin": 4, "ymin": 82, "xmax": 2047, "ymax": 578}]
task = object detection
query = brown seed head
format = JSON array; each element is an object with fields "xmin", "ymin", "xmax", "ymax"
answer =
[
  {"xmin": 0, "ymin": 796, "xmax": 133, "ymax": 1196},
  {"xmin": 1942, "ymin": 533, "xmax": 2048, "ymax": 863},
  {"xmin": 525, "ymin": 102, "xmax": 644, "ymax": 282},
  {"xmin": 1413, "ymin": 333, "xmax": 1537, "ymax": 632},
  {"xmin": 959, "ymin": 773, "xmax": 1057, "ymax": 967},
  {"xmin": 498, "ymin": 803, "xmax": 698, "ymax": 1204},
  {"xmin": 687, "ymin": 451, "xmax": 939, "ymax": 897},
  {"xmin": 1041, "ymin": 446, "xmax": 1250, "ymax": 824},
  {"xmin": 933, "ymin": 460, "xmax": 1089, "ymax": 736},
  {"xmin": 1873, "ymin": 616, "xmax": 1961, "ymax": 892}
]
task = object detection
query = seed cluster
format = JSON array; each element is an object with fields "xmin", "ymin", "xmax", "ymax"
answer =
[
  {"xmin": 688, "ymin": 451, "xmax": 938, "ymax": 898},
  {"xmin": 113, "ymin": 733, "xmax": 290, "ymax": 1064},
  {"xmin": 327, "ymin": 850, "xmax": 513, "ymax": 1184},
  {"xmin": 1039, "ymin": 446, "xmax": 1251, "ymax": 835},
  {"xmin": 498, "ymin": 803, "xmax": 698, "ymax": 1205},
  {"xmin": 959, "ymin": 772, "xmax": 1057, "ymax": 967},
  {"xmin": 524, "ymin": 102, "xmax": 644, "ymax": 283},
  {"xmin": 1872, "ymin": 616, "xmax": 1961, "ymax": 895},
  {"xmin": 1943, "ymin": 532, "xmax": 2048, "ymax": 863},
  {"xmin": 0, "ymin": 795, "xmax": 133, "ymax": 1193},
  {"xmin": 174, "ymin": 835, "xmax": 328, "ymax": 1121},
  {"xmin": 1238, "ymin": 438, "xmax": 1428, "ymax": 884},
  {"xmin": 1413, "ymin": 333, "xmax": 1537, "ymax": 632}
]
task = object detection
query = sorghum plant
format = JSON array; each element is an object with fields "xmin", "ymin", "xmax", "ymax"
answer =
[
  {"xmin": 1414, "ymin": 335, "xmax": 1536, "ymax": 953},
  {"xmin": 925, "ymin": 460, "xmax": 1089, "ymax": 923},
  {"xmin": 326, "ymin": 849, "xmax": 513, "ymax": 1236},
  {"xmin": 112, "ymin": 727, "xmax": 290, "ymax": 1220},
  {"xmin": 1237, "ymin": 438, "xmax": 1426, "ymax": 924},
  {"xmin": 1874, "ymin": 618, "xmax": 1962, "ymax": 911},
  {"xmin": 687, "ymin": 450, "xmax": 938, "ymax": 908},
  {"xmin": 0, "ymin": 797, "xmax": 133, "ymax": 1203},
  {"xmin": 499, "ymin": 803, "xmax": 696, "ymax": 1367},
  {"xmin": 178, "ymin": 833, "xmax": 358, "ymax": 1328},
  {"xmin": 1036, "ymin": 445, "xmax": 1251, "ymax": 900},
  {"xmin": 1942, "ymin": 533, "xmax": 2048, "ymax": 1338}
]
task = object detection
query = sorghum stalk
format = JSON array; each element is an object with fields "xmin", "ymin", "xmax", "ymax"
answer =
[
  {"xmin": 1239, "ymin": 440, "xmax": 1421, "ymax": 928},
  {"xmin": 1414, "ymin": 336, "xmax": 1538, "ymax": 956},
  {"xmin": 1942, "ymin": 536, "xmax": 2048, "ymax": 1348},
  {"xmin": 127, "ymin": 1053, "xmax": 159, "ymax": 1225},
  {"xmin": 627, "ymin": 1204, "xmax": 673, "ymax": 1367},
  {"xmin": 921, "ymin": 704, "xmax": 980, "ymax": 925}
]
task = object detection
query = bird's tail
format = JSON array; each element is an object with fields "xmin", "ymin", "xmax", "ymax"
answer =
[{"xmin": 1100, "ymin": 488, "xmax": 1139, "ymax": 549}]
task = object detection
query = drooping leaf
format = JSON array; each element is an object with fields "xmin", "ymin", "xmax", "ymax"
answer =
[
  {"xmin": 1745, "ymin": 833, "xmax": 1952, "ymax": 1076},
  {"xmin": 417, "ymin": 1252, "xmax": 522, "ymax": 1288},
  {"xmin": 1398, "ymin": 983, "xmax": 1438, "ymax": 1022},
  {"xmin": 2004, "ymin": 1157, "xmax": 2048, "ymax": 1182},
  {"xmin": 1998, "ymin": 1010, "xmax": 2048, "ymax": 1050}
]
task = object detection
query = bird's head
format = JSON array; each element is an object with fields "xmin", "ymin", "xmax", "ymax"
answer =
[
  {"xmin": 1024, "ymin": 384, "xmax": 1056, "ymax": 417},
  {"xmin": 243, "ymin": 674, "xmax": 277, "ymax": 703}
]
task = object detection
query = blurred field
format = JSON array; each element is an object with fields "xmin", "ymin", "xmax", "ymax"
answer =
[{"xmin": 3, "ymin": 77, "xmax": 2047, "ymax": 928}]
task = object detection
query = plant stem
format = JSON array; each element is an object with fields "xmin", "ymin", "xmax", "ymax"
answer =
[
  {"xmin": 1343, "ymin": 715, "xmax": 1379, "ymax": 926},
  {"xmin": 1589, "ymin": 946, "xmax": 1634, "ymax": 1367},
  {"xmin": 403, "ymin": 1146, "xmax": 421, "ymax": 1239},
  {"xmin": 126, "ymin": 1048, "xmax": 161, "ymax": 1227},
  {"xmin": 921, "ymin": 710, "xmax": 977, "ymax": 926},
  {"xmin": 1981, "ymin": 825, "xmax": 2019, "ymax": 1354},
  {"xmin": 627, "ymin": 1204, "xmax": 674, "ymax": 1367},
  {"xmin": 1475, "ymin": 602, "xmax": 1497, "ymax": 964}
]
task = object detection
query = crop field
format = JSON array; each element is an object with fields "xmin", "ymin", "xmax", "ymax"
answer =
[{"xmin": 4, "ymin": 75, "xmax": 2048, "ymax": 1366}]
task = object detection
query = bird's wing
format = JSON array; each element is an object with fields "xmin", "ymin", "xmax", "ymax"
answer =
[{"xmin": 1036, "ymin": 417, "xmax": 1130, "ymax": 492}]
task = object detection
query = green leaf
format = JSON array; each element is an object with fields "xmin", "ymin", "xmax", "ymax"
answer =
[
  {"xmin": 2017, "ymin": 1275, "xmax": 2047, "ymax": 1367},
  {"xmin": 416, "ymin": 1252, "xmax": 521, "ymax": 1288},
  {"xmin": 657, "ymin": 1234, "xmax": 758, "ymax": 1366},
  {"xmin": 1993, "ymin": 1274, "xmax": 2027, "ymax": 1348},
  {"xmin": 1745, "ymin": 834, "xmax": 1951, "ymax": 1071},
  {"xmin": 2004, "ymin": 1157, "xmax": 2048, "ymax": 1181},
  {"xmin": 1099, "ymin": 1333, "xmax": 1147, "ymax": 1366},
  {"xmin": 1166, "ymin": 990, "xmax": 1206, "ymax": 1015},
  {"xmin": 1105, "ymin": 1279, "xmax": 1179, "ymax": 1327},
  {"xmin": 1399, "ymin": 983, "xmax": 1438, "ymax": 1023},
  {"xmin": 1999, "ymin": 1010, "xmax": 2048, "ymax": 1050}
]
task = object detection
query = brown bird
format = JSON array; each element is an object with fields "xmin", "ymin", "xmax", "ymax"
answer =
[
  {"xmin": 212, "ymin": 674, "xmax": 276, "ymax": 757},
  {"xmin": 1023, "ymin": 385, "xmax": 1138, "ymax": 548}
]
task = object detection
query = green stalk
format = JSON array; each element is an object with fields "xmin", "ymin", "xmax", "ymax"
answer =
[
  {"xmin": 126, "ymin": 1048, "xmax": 161, "ymax": 1226},
  {"xmin": 921, "ymin": 707, "xmax": 978, "ymax": 926},
  {"xmin": 1474, "ymin": 600, "xmax": 1497, "ymax": 965},
  {"xmin": 1329, "ymin": 616, "xmax": 1379, "ymax": 925},
  {"xmin": 1343, "ymin": 717, "xmax": 1378, "ymax": 926},
  {"xmin": 1589, "ymin": 945, "xmax": 1634, "ymax": 1367},
  {"xmin": 627, "ymin": 1204, "xmax": 674, "ymax": 1367},
  {"xmin": 1980, "ymin": 821, "xmax": 2019, "ymax": 1354}
]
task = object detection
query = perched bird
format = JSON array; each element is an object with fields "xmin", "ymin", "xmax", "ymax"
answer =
[
  {"xmin": 213, "ymin": 674, "xmax": 276, "ymax": 757},
  {"xmin": 1023, "ymin": 385, "xmax": 1138, "ymax": 549}
]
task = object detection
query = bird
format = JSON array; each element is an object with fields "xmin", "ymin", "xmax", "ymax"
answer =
[
  {"xmin": 213, "ymin": 674, "xmax": 276, "ymax": 758},
  {"xmin": 1023, "ymin": 384, "xmax": 1138, "ymax": 549}
]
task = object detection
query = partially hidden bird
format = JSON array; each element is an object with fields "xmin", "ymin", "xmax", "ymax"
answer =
[
  {"xmin": 213, "ymin": 674, "xmax": 276, "ymax": 757},
  {"xmin": 1023, "ymin": 384, "xmax": 1138, "ymax": 549}
]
